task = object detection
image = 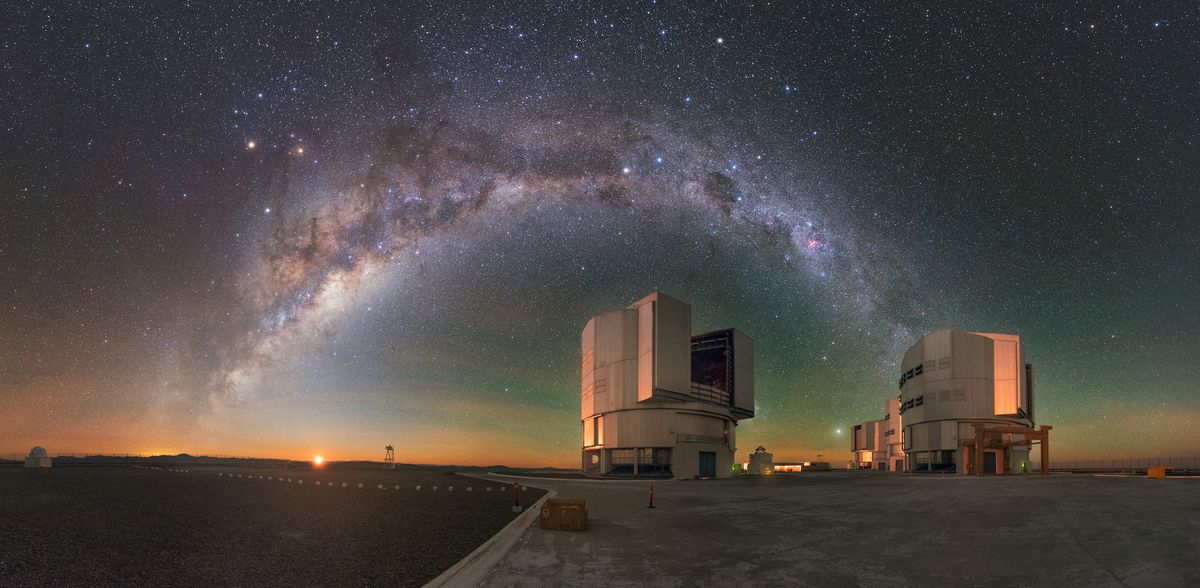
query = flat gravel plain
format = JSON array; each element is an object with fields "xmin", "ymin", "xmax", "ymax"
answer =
[{"xmin": 0, "ymin": 465, "xmax": 543, "ymax": 587}]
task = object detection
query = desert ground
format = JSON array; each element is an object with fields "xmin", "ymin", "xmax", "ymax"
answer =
[{"xmin": 0, "ymin": 464, "xmax": 543, "ymax": 587}]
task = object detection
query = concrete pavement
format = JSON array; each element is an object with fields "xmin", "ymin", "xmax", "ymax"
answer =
[{"xmin": 469, "ymin": 471, "xmax": 1199, "ymax": 587}]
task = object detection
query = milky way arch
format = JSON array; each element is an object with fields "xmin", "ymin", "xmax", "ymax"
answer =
[{"xmin": 210, "ymin": 114, "xmax": 906, "ymax": 411}]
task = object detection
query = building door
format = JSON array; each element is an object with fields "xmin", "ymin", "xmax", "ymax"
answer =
[
  {"xmin": 895, "ymin": 459, "xmax": 904, "ymax": 472},
  {"xmin": 983, "ymin": 451, "xmax": 997, "ymax": 475},
  {"xmin": 698, "ymin": 452, "xmax": 716, "ymax": 478}
]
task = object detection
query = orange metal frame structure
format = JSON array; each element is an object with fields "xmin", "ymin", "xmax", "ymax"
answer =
[{"xmin": 961, "ymin": 422, "xmax": 1052, "ymax": 476}]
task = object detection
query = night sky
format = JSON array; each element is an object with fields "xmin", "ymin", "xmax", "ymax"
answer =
[{"xmin": 3, "ymin": 2, "xmax": 1198, "ymax": 466}]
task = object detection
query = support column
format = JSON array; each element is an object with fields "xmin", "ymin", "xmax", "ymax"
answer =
[
  {"xmin": 1040, "ymin": 426, "xmax": 1050, "ymax": 475},
  {"xmin": 633, "ymin": 448, "xmax": 639, "ymax": 476},
  {"xmin": 974, "ymin": 429, "xmax": 985, "ymax": 477}
]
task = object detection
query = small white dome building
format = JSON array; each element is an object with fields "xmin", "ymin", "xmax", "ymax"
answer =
[
  {"xmin": 747, "ymin": 446, "xmax": 774, "ymax": 475},
  {"xmin": 25, "ymin": 446, "xmax": 52, "ymax": 468}
]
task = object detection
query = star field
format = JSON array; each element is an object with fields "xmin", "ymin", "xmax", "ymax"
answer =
[{"xmin": 2, "ymin": 2, "xmax": 1198, "ymax": 465}]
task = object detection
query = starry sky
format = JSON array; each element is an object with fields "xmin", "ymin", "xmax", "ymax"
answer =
[{"xmin": 2, "ymin": 2, "xmax": 1198, "ymax": 466}]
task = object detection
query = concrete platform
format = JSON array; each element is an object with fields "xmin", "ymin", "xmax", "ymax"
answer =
[{"xmin": 472, "ymin": 472, "xmax": 1200, "ymax": 587}]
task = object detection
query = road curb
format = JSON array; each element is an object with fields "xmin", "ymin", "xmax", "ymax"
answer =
[{"xmin": 423, "ymin": 483, "xmax": 554, "ymax": 588}]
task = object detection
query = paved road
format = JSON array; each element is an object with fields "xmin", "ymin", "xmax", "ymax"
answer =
[{"xmin": 475, "ymin": 471, "xmax": 1200, "ymax": 587}]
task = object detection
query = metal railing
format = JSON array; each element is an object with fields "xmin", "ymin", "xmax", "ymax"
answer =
[
  {"xmin": 689, "ymin": 384, "xmax": 730, "ymax": 405},
  {"xmin": 676, "ymin": 433, "xmax": 726, "ymax": 445},
  {"xmin": 1038, "ymin": 456, "xmax": 1200, "ymax": 472}
]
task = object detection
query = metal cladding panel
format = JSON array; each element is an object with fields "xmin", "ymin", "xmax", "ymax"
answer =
[
  {"xmin": 951, "ymin": 331, "xmax": 992, "ymax": 381},
  {"xmin": 581, "ymin": 318, "xmax": 596, "ymax": 420},
  {"xmin": 992, "ymin": 337, "xmax": 1020, "ymax": 415},
  {"xmin": 636, "ymin": 301, "xmax": 656, "ymax": 402},
  {"xmin": 886, "ymin": 397, "xmax": 902, "ymax": 430},
  {"xmin": 605, "ymin": 408, "xmax": 677, "ymax": 448},
  {"xmin": 935, "ymin": 421, "xmax": 959, "ymax": 451},
  {"xmin": 732, "ymin": 330, "xmax": 755, "ymax": 417},
  {"xmin": 677, "ymin": 412, "xmax": 725, "ymax": 439},
  {"xmin": 909, "ymin": 424, "xmax": 927, "ymax": 451},
  {"xmin": 581, "ymin": 319, "xmax": 595, "ymax": 377},
  {"xmin": 593, "ymin": 309, "xmax": 636, "ymax": 369},
  {"xmin": 951, "ymin": 331, "xmax": 996, "ymax": 415},
  {"xmin": 653, "ymin": 293, "xmax": 692, "ymax": 397},
  {"xmin": 922, "ymin": 330, "xmax": 952, "ymax": 384},
  {"xmin": 632, "ymin": 293, "xmax": 692, "ymax": 402},
  {"xmin": 583, "ymin": 309, "xmax": 641, "ymax": 419},
  {"xmin": 598, "ymin": 360, "xmax": 636, "ymax": 414},
  {"xmin": 864, "ymin": 420, "xmax": 877, "ymax": 449}
]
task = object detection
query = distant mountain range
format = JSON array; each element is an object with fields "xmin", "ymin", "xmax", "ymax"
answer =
[{"xmin": 0, "ymin": 453, "xmax": 574, "ymax": 472}]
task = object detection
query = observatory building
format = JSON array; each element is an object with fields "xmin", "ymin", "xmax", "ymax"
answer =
[
  {"xmin": 24, "ymin": 446, "xmax": 51, "ymax": 468},
  {"xmin": 853, "ymin": 330, "xmax": 1051, "ymax": 475},
  {"xmin": 581, "ymin": 292, "xmax": 754, "ymax": 479},
  {"xmin": 851, "ymin": 397, "xmax": 907, "ymax": 471}
]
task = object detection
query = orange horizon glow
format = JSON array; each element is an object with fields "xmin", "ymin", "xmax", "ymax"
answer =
[
  {"xmin": 3, "ymin": 400, "xmax": 1195, "ymax": 467},
  {"xmin": 0, "ymin": 440, "xmax": 1186, "ymax": 468}
]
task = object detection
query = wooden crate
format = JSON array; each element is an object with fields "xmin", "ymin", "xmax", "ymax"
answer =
[{"xmin": 540, "ymin": 498, "xmax": 588, "ymax": 531}]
